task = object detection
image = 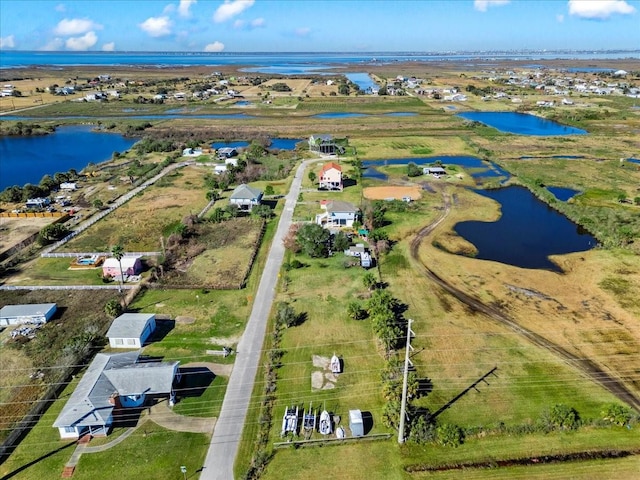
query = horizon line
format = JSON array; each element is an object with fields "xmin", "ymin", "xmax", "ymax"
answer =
[{"xmin": 2, "ymin": 49, "xmax": 640, "ymax": 55}]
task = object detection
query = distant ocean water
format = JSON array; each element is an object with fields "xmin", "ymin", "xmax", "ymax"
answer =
[{"xmin": 1, "ymin": 50, "xmax": 638, "ymax": 69}]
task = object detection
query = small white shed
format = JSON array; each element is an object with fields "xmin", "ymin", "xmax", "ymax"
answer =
[
  {"xmin": 106, "ymin": 313, "xmax": 156, "ymax": 348},
  {"xmin": 349, "ymin": 409, "xmax": 364, "ymax": 437}
]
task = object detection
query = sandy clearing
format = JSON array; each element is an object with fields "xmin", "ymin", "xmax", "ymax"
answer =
[{"xmin": 363, "ymin": 185, "xmax": 422, "ymax": 200}]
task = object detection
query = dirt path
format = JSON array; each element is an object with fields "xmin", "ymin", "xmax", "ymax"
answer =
[{"xmin": 409, "ymin": 188, "xmax": 640, "ymax": 412}]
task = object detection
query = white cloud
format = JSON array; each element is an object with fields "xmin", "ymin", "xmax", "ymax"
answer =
[
  {"xmin": 178, "ymin": 0, "xmax": 197, "ymax": 17},
  {"xmin": 295, "ymin": 27, "xmax": 311, "ymax": 37},
  {"xmin": 474, "ymin": 0, "xmax": 510, "ymax": 12},
  {"xmin": 54, "ymin": 18, "xmax": 101, "ymax": 36},
  {"xmin": 102, "ymin": 42, "xmax": 115, "ymax": 51},
  {"xmin": 233, "ymin": 19, "xmax": 245, "ymax": 28},
  {"xmin": 139, "ymin": 16, "xmax": 173, "ymax": 37},
  {"xmin": 55, "ymin": 4, "xmax": 66, "ymax": 12},
  {"xmin": 66, "ymin": 31, "xmax": 98, "ymax": 51},
  {"xmin": 250, "ymin": 17, "xmax": 265, "ymax": 28},
  {"xmin": 568, "ymin": 0, "xmax": 635, "ymax": 19},
  {"xmin": 213, "ymin": 0, "xmax": 255, "ymax": 23},
  {"xmin": 40, "ymin": 38, "xmax": 64, "ymax": 51},
  {"xmin": 556, "ymin": 13, "xmax": 565, "ymax": 22},
  {"xmin": 0, "ymin": 35, "xmax": 16, "ymax": 49},
  {"xmin": 204, "ymin": 41, "xmax": 225, "ymax": 52}
]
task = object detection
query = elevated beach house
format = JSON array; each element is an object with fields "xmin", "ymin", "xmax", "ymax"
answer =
[
  {"xmin": 318, "ymin": 162, "xmax": 343, "ymax": 191},
  {"xmin": 229, "ymin": 184, "xmax": 263, "ymax": 212},
  {"xmin": 0, "ymin": 303, "xmax": 57, "ymax": 326},
  {"xmin": 53, "ymin": 350, "xmax": 180, "ymax": 439},
  {"xmin": 315, "ymin": 200, "xmax": 359, "ymax": 228},
  {"xmin": 106, "ymin": 313, "xmax": 156, "ymax": 349},
  {"xmin": 309, "ymin": 134, "xmax": 338, "ymax": 155}
]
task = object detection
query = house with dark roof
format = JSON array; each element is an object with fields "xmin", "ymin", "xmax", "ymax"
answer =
[
  {"xmin": 309, "ymin": 134, "xmax": 337, "ymax": 155},
  {"xmin": 315, "ymin": 200, "xmax": 359, "ymax": 228},
  {"xmin": 53, "ymin": 351, "xmax": 180, "ymax": 439},
  {"xmin": 318, "ymin": 162, "xmax": 343, "ymax": 191},
  {"xmin": 106, "ymin": 313, "xmax": 156, "ymax": 349},
  {"xmin": 229, "ymin": 184, "xmax": 263, "ymax": 211},
  {"xmin": 0, "ymin": 303, "xmax": 57, "ymax": 327}
]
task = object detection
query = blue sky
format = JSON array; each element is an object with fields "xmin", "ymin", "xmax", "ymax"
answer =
[{"xmin": 0, "ymin": 0, "xmax": 638, "ymax": 52}]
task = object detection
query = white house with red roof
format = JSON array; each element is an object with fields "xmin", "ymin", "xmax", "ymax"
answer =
[{"xmin": 318, "ymin": 162, "xmax": 343, "ymax": 191}]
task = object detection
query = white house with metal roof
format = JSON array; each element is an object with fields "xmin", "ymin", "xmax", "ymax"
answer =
[
  {"xmin": 53, "ymin": 350, "xmax": 180, "ymax": 439},
  {"xmin": 315, "ymin": 200, "xmax": 359, "ymax": 228},
  {"xmin": 106, "ymin": 313, "xmax": 156, "ymax": 349},
  {"xmin": 0, "ymin": 303, "xmax": 57, "ymax": 326}
]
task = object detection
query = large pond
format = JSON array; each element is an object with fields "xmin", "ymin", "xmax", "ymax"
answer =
[
  {"xmin": 0, "ymin": 125, "xmax": 137, "ymax": 189},
  {"xmin": 457, "ymin": 112, "xmax": 587, "ymax": 136},
  {"xmin": 454, "ymin": 186, "xmax": 596, "ymax": 271},
  {"xmin": 345, "ymin": 73, "xmax": 378, "ymax": 93},
  {"xmin": 362, "ymin": 156, "xmax": 510, "ymax": 183}
]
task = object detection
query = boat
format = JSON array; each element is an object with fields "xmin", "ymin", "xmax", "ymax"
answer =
[
  {"xmin": 318, "ymin": 409, "xmax": 332, "ymax": 435},
  {"xmin": 336, "ymin": 425, "xmax": 345, "ymax": 439},
  {"xmin": 303, "ymin": 404, "xmax": 316, "ymax": 431},
  {"xmin": 281, "ymin": 405, "xmax": 298, "ymax": 436},
  {"xmin": 303, "ymin": 403, "xmax": 316, "ymax": 439},
  {"xmin": 330, "ymin": 354, "xmax": 341, "ymax": 374}
]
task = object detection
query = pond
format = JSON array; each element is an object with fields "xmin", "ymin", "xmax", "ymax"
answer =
[
  {"xmin": 362, "ymin": 156, "xmax": 510, "ymax": 183},
  {"xmin": 457, "ymin": 112, "xmax": 587, "ymax": 136},
  {"xmin": 547, "ymin": 186, "xmax": 580, "ymax": 201},
  {"xmin": 453, "ymin": 186, "xmax": 596, "ymax": 272},
  {"xmin": 0, "ymin": 125, "xmax": 137, "ymax": 189},
  {"xmin": 345, "ymin": 73, "xmax": 378, "ymax": 93}
]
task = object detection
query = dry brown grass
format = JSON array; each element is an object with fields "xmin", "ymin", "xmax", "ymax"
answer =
[
  {"xmin": 0, "ymin": 216, "xmax": 57, "ymax": 254},
  {"xmin": 420, "ymin": 185, "xmax": 640, "ymax": 396},
  {"xmin": 59, "ymin": 165, "xmax": 208, "ymax": 251}
]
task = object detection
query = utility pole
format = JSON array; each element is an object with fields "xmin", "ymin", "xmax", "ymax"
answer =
[{"xmin": 398, "ymin": 318, "xmax": 414, "ymax": 444}]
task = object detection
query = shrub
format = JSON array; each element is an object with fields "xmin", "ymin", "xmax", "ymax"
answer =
[
  {"xmin": 436, "ymin": 423, "xmax": 465, "ymax": 447},
  {"xmin": 601, "ymin": 403, "xmax": 634, "ymax": 426}
]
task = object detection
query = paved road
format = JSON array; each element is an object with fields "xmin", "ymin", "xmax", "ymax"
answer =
[{"xmin": 201, "ymin": 159, "xmax": 312, "ymax": 480}]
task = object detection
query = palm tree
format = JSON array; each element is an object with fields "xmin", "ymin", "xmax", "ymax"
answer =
[{"xmin": 111, "ymin": 244, "xmax": 125, "ymax": 293}]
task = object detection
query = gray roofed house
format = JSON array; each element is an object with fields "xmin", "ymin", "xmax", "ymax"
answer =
[
  {"xmin": 316, "ymin": 200, "xmax": 359, "ymax": 228},
  {"xmin": 106, "ymin": 313, "xmax": 156, "ymax": 349},
  {"xmin": 229, "ymin": 184, "xmax": 263, "ymax": 211},
  {"xmin": 53, "ymin": 350, "xmax": 180, "ymax": 439},
  {"xmin": 0, "ymin": 303, "xmax": 57, "ymax": 327}
]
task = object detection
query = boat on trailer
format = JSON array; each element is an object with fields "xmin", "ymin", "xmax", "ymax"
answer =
[
  {"xmin": 303, "ymin": 403, "xmax": 316, "ymax": 439},
  {"xmin": 281, "ymin": 405, "xmax": 298, "ymax": 436},
  {"xmin": 318, "ymin": 409, "xmax": 332, "ymax": 435},
  {"xmin": 336, "ymin": 425, "xmax": 345, "ymax": 439}
]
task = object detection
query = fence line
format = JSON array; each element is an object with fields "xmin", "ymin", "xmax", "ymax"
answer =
[
  {"xmin": 0, "ymin": 285, "xmax": 136, "ymax": 291},
  {"xmin": 41, "ymin": 251, "xmax": 161, "ymax": 258}
]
